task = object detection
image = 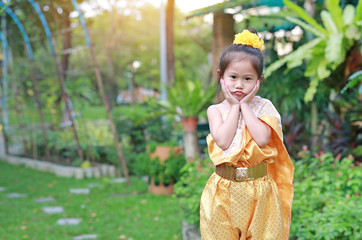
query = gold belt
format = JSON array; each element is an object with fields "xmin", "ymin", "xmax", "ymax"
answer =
[{"xmin": 215, "ymin": 162, "xmax": 267, "ymax": 182}]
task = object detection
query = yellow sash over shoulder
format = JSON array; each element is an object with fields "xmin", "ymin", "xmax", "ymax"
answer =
[{"xmin": 206, "ymin": 97, "xmax": 294, "ymax": 240}]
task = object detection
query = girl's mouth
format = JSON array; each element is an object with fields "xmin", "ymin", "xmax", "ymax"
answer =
[{"xmin": 234, "ymin": 91, "xmax": 243, "ymax": 96}]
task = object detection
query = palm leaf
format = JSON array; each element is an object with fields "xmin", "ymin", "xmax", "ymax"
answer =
[
  {"xmin": 325, "ymin": 0, "xmax": 344, "ymax": 31},
  {"xmin": 343, "ymin": 5, "xmax": 355, "ymax": 25},
  {"xmin": 321, "ymin": 10, "xmax": 338, "ymax": 34},
  {"xmin": 285, "ymin": 16, "xmax": 326, "ymax": 39},
  {"xmin": 354, "ymin": 0, "xmax": 362, "ymax": 21},
  {"xmin": 283, "ymin": 0, "xmax": 327, "ymax": 36},
  {"xmin": 325, "ymin": 32, "xmax": 344, "ymax": 65},
  {"xmin": 264, "ymin": 38, "xmax": 322, "ymax": 78},
  {"xmin": 341, "ymin": 70, "xmax": 362, "ymax": 94}
]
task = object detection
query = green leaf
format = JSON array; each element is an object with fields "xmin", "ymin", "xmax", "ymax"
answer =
[
  {"xmin": 285, "ymin": 16, "xmax": 326, "ymax": 39},
  {"xmin": 354, "ymin": 0, "xmax": 362, "ymax": 22},
  {"xmin": 343, "ymin": 5, "xmax": 355, "ymax": 26},
  {"xmin": 321, "ymin": 10, "xmax": 338, "ymax": 34},
  {"xmin": 325, "ymin": 0, "xmax": 344, "ymax": 31},
  {"xmin": 264, "ymin": 38, "xmax": 322, "ymax": 78},
  {"xmin": 317, "ymin": 59, "xmax": 331, "ymax": 80},
  {"xmin": 341, "ymin": 70, "xmax": 362, "ymax": 93},
  {"xmin": 325, "ymin": 32, "xmax": 344, "ymax": 64},
  {"xmin": 283, "ymin": 0, "xmax": 327, "ymax": 36},
  {"xmin": 304, "ymin": 77, "xmax": 319, "ymax": 102},
  {"xmin": 305, "ymin": 53, "xmax": 324, "ymax": 77}
]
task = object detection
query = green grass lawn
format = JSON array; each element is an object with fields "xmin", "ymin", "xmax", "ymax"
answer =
[{"xmin": 0, "ymin": 161, "xmax": 183, "ymax": 240}]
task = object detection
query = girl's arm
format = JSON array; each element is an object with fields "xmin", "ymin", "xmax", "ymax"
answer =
[
  {"xmin": 207, "ymin": 80, "xmax": 240, "ymax": 150},
  {"xmin": 240, "ymin": 80, "xmax": 271, "ymax": 147},
  {"xmin": 207, "ymin": 104, "xmax": 239, "ymax": 150}
]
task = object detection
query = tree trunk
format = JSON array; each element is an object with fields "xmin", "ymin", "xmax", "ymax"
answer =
[
  {"xmin": 61, "ymin": 8, "xmax": 72, "ymax": 81},
  {"xmin": 182, "ymin": 118, "xmax": 200, "ymax": 161},
  {"xmin": 211, "ymin": 12, "xmax": 234, "ymax": 83},
  {"xmin": 166, "ymin": 0, "xmax": 175, "ymax": 86}
]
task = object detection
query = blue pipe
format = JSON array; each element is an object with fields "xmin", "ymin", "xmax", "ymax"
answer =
[
  {"xmin": 0, "ymin": 30, "xmax": 9, "ymax": 62},
  {"xmin": 28, "ymin": 0, "xmax": 54, "ymax": 56},
  {"xmin": 71, "ymin": 0, "xmax": 91, "ymax": 48},
  {"xmin": 0, "ymin": 2, "xmax": 34, "ymax": 59}
]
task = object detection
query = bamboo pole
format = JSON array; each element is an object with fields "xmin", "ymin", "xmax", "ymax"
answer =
[
  {"xmin": 26, "ymin": 55, "xmax": 51, "ymax": 160},
  {"xmin": 88, "ymin": 34, "xmax": 130, "ymax": 184},
  {"xmin": 71, "ymin": 0, "xmax": 130, "ymax": 184},
  {"xmin": 50, "ymin": 37, "xmax": 84, "ymax": 162},
  {"xmin": 11, "ymin": 77, "xmax": 27, "ymax": 155}
]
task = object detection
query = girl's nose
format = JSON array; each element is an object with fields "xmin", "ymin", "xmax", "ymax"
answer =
[{"xmin": 235, "ymin": 80, "xmax": 243, "ymax": 89}]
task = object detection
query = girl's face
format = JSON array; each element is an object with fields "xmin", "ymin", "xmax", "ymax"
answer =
[{"xmin": 220, "ymin": 58, "xmax": 260, "ymax": 101}]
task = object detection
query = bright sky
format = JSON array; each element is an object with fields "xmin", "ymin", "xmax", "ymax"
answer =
[
  {"xmin": 146, "ymin": 0, "xmax": 224, "ymax": 13},
  {"xmin": 78, "ymin": 0, "xmax": 225, "ymax": 18},
  {"xmin": 174, "ymin": 0, "xmax": 224, "ymax": 13}
]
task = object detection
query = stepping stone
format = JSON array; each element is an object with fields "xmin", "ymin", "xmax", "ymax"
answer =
[
  {"xmin": 35, "ymin": 197, "xmax": 55, "ymax": 203},
  {"xmin": 56, "ymin": 218, "xmax": 82, "ymax": 225},
  {"xmin": 0, "ymin": 186, "xmax": 5, "ymax": 192},
  {"xmin": 73, "ymin": 234, "xmax": 98, "ymax": 240},
  {"xmin": 88, "ymin": 183, "xmax": 102, "ymax": 188},
  {"xmin": 109, "ymin": 178, "xmax": 127, "ymax": 184},
  {"xmin": 6, "ymin": 193, "xmax": 27, "ymax": 198},
  {"xmin": 42, "ymin": 206, "xmax": 64, "ymax": 214},
  {"xmin": 70, "ymin": 188, "xmax": 90, "ymax": 194}
]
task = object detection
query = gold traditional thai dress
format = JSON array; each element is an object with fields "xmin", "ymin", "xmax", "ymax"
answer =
[{"xmin": 200, "ymin": 96, "xmax": 294, "ymax": 240}]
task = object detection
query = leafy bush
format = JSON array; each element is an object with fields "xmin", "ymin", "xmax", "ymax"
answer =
[
  {"xmin": 173, "ymin": 157, "xmax": 214, "ymax": 226},
  {"xmin": 114, "ymin": 103, "xmax": 174, "ymax": 153},
  {"xmin": 291, "ymin": 151, "xmax": 361, "ymax": 239},
  {"xmin": 132, "ymin": 144, "xmax": 186, "ymax": 185}
]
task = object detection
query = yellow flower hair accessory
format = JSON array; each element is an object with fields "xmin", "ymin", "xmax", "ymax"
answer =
[{"xmin": 233, "ymin": 30, "xmax": 264, "ymax": 51}]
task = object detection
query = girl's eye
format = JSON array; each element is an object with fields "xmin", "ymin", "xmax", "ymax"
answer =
[
  {"xmin": 231, "ymin": 75, "xmax": 237, "ymax": 79},
  {"xmin": 245, "ymin": 77, "xmax": 251, "ymax": 81}
]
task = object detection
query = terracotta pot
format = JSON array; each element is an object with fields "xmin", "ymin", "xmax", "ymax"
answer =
[
  {"xmin": 181, "ymin": 117, "xmax": 198, "ymax": 132},
  {"xmin": 148, "ymin": 145, "xmax": 183, "ymax": 164},
  {"xmin": 148, "ymin": 178, "xmax": 174, "ymax": 195}
]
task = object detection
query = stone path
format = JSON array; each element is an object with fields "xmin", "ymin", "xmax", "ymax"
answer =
[
  {"xmin": 6, "ymin": 193, "xmax": 27, "ymax": 198},
  {"xmin": 70, "ymin": 188, "xmax": 90, "ymax": 194},
  {"xmin": 42, "ymin": 206, "xmax": 64, "ymax": 214},
  {"xmin": 0, "ymin": 183, "xmax": 99, "ymax": 239},
  {"xmin": 73, "ymin": 234, "xmax": 98, "ymax": 240},
  {"xmin": 56, "ymin": 218, "xmax": 82, "ymax": 225},
  {"xmin": 35, "ymin": 197, "xmax": 55, "ymax": 203}
]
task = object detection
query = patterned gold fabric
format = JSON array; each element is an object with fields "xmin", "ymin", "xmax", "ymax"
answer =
[{"xmin": 200, "ymin": 97, "xmax": 294, "ymax": 240}]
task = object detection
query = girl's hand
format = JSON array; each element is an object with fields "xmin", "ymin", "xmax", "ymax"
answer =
[
  {"xmin": 220, "ymin": 79, "xmax": 239, "ymax": 106},
  {"xmin": 240, "ymin": 80, "xmax": 260, "ymax": 105}
]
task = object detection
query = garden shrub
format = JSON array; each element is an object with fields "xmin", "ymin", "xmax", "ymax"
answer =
[
  {"xmin": 174, "ymin": 151, "xmax": 361, "ymax": 240},
  {"xmin": 173, "ymin": 157, "xmax": 214, "ymax": 226},
  {"xmin": 132, "ymin": 147, "xmax": 186, "ymax": 185},
  {"xmin": 290, "ymin": 151, "xmax": 361, "ymax": 239}
]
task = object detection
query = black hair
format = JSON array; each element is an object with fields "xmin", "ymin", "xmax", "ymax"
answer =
[{"xmin": 218, "ymin": 28, "xmax": 264, "ymax": 80}]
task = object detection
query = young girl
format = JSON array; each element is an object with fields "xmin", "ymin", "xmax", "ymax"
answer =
[{"xmin": 200, "ymin": 29, "xmax": 294, "ymax": 240}]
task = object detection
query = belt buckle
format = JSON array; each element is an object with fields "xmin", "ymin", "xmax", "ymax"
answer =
[{"xmin": 235, "ymin": 167, "xmax": 249, "ymax": 182}]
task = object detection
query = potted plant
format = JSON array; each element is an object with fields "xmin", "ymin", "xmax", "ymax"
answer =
[
  {"xmin": 143, "ymin": 79, "xmax": 216, "ymax": 161},
  {"xmin": 134, "ymin": 142, "xmax": 185, "ymax": 195}
]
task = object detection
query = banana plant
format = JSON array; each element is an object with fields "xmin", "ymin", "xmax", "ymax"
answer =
[
  {"xmin": 158, "ymin": 79, "xmax": 216, "ymax": 119},
  {"xmin": 265, "ymin": 0, "xmax": 362, "ymax": 102}
]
